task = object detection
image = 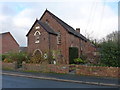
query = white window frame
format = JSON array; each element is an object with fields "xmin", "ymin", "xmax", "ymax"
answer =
[
  {"xmin": 35, "ymin": 26, "xmax": 40, "ymax": 29},
  {"xmin": 34, "ymin": 31, "xmax": 41, "ymax": 43}
]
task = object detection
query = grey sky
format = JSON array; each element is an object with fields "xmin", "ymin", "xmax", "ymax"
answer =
[{"xmin": 0, "ymin": 0, "xmax": 118, "ymax": 46}]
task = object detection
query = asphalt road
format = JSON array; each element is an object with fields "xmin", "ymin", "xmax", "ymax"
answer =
[{"xmin": 2, "ymin": 75, "xmax": 115, "ymax": 88}]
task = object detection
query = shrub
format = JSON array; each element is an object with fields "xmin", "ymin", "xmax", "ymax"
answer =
[
  {"xmin": 4, "ymin": 58, "xmax": 13, "ymax": 63},
  {"xmin": 2, "ymin": 52, "xmax": 30, "ymax": 67},
  {"xmin": 30, "ymin": 54, "xmax": 46, "ymax": 64},
  {"xmin": 100, "ymin": 41, "xmax": 120, "ymax": 67},
  {"xmin": 0, "ymin": 54, "xmax": 8, "ymax": 61},
  {"xmin": 74, "ymin": 58, "xmax": 85, "ymax": 64}
]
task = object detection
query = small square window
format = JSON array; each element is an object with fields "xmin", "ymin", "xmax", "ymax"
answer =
[{"xmin": 35, "ymin": 26, "xmax": 40, "ymax": 29}]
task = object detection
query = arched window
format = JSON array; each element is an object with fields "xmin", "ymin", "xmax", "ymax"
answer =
[
  {"xmin": 34, "ymin": 31, "xmax": 41, "ymax": 43},
  {"xmin": 33, "ymin": 49, "xmax": 42, "ymax": 56}
]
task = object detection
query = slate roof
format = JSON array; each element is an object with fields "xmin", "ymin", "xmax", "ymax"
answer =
[
  {"xmin": 37, "ymin": 20, "xmax": 57, "ymax": 35},
  {"xmin": 40, "ymin": 10, "xmax": 88, "ymax": 42},
  {"xmin": 26, "ymin": 20, "xmax": 57, "ymax": 36}
]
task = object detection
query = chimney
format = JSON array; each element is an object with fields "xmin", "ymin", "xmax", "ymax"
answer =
[{"xmin": 76, "ymin": 28, "xmax": 80, "ymax": 33}]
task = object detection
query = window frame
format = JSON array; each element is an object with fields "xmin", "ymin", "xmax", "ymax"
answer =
[
  {"xmin": 34, "ymin": 31, "xmax": 41, "ymax": 44},
  {"xmin": 57, "ymin": 32, "xmax": 61, "ymax": 44}
]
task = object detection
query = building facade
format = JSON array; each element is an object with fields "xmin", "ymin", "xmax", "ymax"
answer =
[
  {"xmin": 26, "ymin": 10, "xmax": 97, "ymax": 64},
  {"xmin": 0, "ymin": 32, "xmax": 19, "ymax": 54}
]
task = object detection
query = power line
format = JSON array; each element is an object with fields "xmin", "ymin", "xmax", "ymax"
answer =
[
  {"xmin": 85, "ymin": 2, "xmax": 95, "ymax": 31},
  {"xmin": 98, "ymin": 0, "xmax": 106, "ymax": 31}
]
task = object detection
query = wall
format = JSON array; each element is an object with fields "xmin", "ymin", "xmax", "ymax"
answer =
[
  {"xmin": 22, "ymin": 62, "xmax": 69, "ymax": 74},
  {"xmin": 48, "ymin": 64, "xmax": 69, "ymax": 74},
  {"xmin": 41, "ymin": 12, "xmax": 70, "ymax": 64},
  {"xmin": 1, "ymin": 32, "xmax": 19, "ymax": 54},
  {"xmin": 2, "ymin": 62, "xmax": 17, "ymax": 70},
  {"xmin": 27, "ymin": 22, "xmax": 50, "ymax": 55},
  {"xmin": 2, "ymin": 61, "xmax": 119, "ymax": 78},
  {"xmin": 76, "ymin": 65, "xmax": 120, "ymax": 78}
]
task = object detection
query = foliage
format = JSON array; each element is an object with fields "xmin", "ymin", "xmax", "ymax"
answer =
[
  {"xmin": 2, "ymin": 52, "xmax": 30, "ymax": 67},
  {"xmin": 29, "ymin": 54, "xmax": 46, "ymax": 64},
  {"xmin": 99, "ymin": 39, "xmax": 120, "ymax": 67},
  {"xmin": 80, "ymin": 54, "xmax": 87, "ymax": 61},
  {"xmin": 0, "ymin": 54, "xmax": 8, "ymax": 61},
  {"xmin": 29, "ymin": 50, "xmax": 61, "ymax": 64},
  {"xmin": 74, "ymin": 58, "xmax": 85, "ymax": 64},
  {"xmin": 3, "ymin": 58, "xmax": 13, "ymax": 63}
]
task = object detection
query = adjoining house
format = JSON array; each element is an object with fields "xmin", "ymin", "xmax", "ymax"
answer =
[
  {"xmin": 19, "ymin": 47, "xmax": 27, "ymax": 53},
  {"xmin": 26, "ymin": 9, "xmax": 97, "ymax": 64},
  {"xmin": 0, "ymin": 32, "xmax": 19, "ymax": 54}
]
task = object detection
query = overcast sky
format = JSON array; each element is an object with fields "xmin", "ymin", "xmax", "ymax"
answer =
[{"xmin": 0, "ymin": 0, "xmax": 119, "ymax": 46}]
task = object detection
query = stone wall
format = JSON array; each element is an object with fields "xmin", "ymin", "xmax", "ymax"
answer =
[
  {"xmin": 2, "ymin": 61, "xmax": 119, "ymax": 78},
  {"xmin": 76, "ymin": 65, "xmax": 120, "ymax": 78},
  {"xmin": 22, "ymin": 62, "xmax": 69, "ymax": 74},
  {"xmin": 2, "ymin": 62, "xmax": 17, "ymax": 70},
  {"xmin": 48, "ymin": 64, "xmax": 69, "ymax": 74}
]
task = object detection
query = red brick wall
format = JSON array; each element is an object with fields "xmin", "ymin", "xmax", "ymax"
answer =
[
  {"xmin": 76, "ymin": 65, "xmax": 120, "ymax": 78},
  {"xmin": 2, "ymin": 62, "xmax": 17, "ymax": 70},
  {"xmin": 66, "ymin": 33, "xmax": 81, "ymax": 61},
  {"xmin": 82, "ymin": 41, "xmax": 97, "ymax": 63},
  {"xmin": 27, "ymin": 22, "xmax": 50, "ymax": 55},
  {"xmin": 28, "ymin": 11, "xmax": 97, "ymax": 64},
  {"xmin": 0, "ymin": 32, "xmax": 19, "ymax": 54},
  {"xmin": 48, "ymin": 64, "xmax": 69, "ymax": 74},
  {"xmin": 49, "ymin": 34, "xmax": 57, "ymax": 50},
  {"xmin": 41, "ymin": 12, "xmax": 70, "ymax": 64},
  {"xmin": 22, "ymin": 63, "xmax": 69, "ymax": 74}
]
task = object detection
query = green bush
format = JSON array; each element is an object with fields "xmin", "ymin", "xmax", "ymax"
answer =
[
  {"xmin": 4, "ymin": 58, "xmax": 13, "ymax": 63},
  {"xmin": 2, "ymin": 52, "xmax": 30, "ymax": 67},
  {"xmin": 30, "ymin": 54, "xmax": 45, "ymax": 64},
  {"xmin": 0, "ymin": 54, "xmax": 8, "ymax": 61},
  {"xmin": 74, "ymin": 58, "xmax": 85, "ymax": 64},
  {"xmin": 100, "ymin": 41, "xmax": 120, "ymax": 67}
]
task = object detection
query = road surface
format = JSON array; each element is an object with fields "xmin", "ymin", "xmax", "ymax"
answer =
[{"xmin": 2, "ymin": 75, "xmax": 115, "ymax": 88}]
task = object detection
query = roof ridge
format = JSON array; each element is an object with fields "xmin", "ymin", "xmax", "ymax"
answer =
[
  {"xmin": 0, "ymin": 32, "xmax": 10, "ymax": 35},
  {"xmin": 44, "ymin": 10, "xmax": 88, "ymax": 41},
  {"xmin": 45, "ymin": 10, "xmax": 75, "ymax": 31}
]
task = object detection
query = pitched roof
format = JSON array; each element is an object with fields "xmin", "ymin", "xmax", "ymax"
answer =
[
  {"xmin": 26, "ymin": 19, "xmax": 57, "ymax": 36},
  {"xmin": 40, "ymin": 10, "xmax": 88, "ymax": 41},
  {"xmin": 0, "ymin": 32, "xmax": 10, "ymax": 35},
  {"xmin": 37, "ymin": 20, "xmax": 57, "ymax": 35}
]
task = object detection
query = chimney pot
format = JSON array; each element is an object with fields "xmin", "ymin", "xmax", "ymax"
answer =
[{"xmin": 76, "ymin": 28, "xmax": 80, "ymax": 33}]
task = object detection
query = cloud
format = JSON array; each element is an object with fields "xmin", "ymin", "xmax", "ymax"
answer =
[
  {"xmin": 53, "ymin": 2, "xmax": 118, "ymax": 40},
  {"xmin": 0, "ymin": 1, "xmax": 118, "ymax": 46}
]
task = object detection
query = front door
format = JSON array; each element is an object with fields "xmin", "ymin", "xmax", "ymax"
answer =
[{"xmin": 69, "ymin": 47, "xmax": 78, "ymax": 64}]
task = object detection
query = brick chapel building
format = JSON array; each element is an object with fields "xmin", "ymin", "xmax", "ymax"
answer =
[
  {"xmin": 0, "ymin": 32, "xmax": 19, "ymax": 54},
  {"xmin": 26, "ymin": 9, "xmax": 97, "ymax": 64}
]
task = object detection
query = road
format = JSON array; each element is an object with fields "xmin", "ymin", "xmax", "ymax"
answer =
[{"xmin": 2, "ymin": 75, "xmax": 115, "ymax": 88}]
